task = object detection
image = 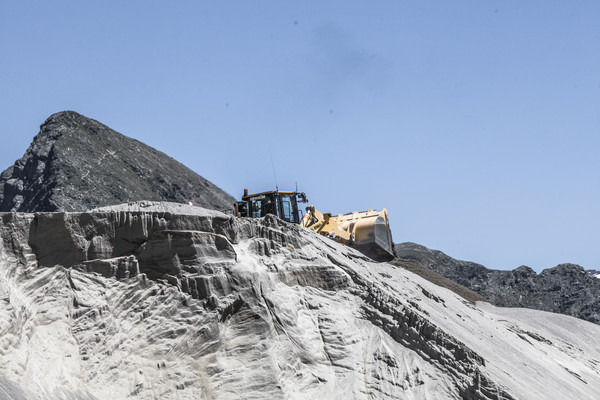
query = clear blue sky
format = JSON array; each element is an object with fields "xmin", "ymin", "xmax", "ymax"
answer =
[{"xmin": 1, "ymin": 1, "xmax": 599, "ymax": 272}]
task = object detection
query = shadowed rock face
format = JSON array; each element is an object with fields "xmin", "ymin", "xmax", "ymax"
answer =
[
  {"xmin": 2, "ymin": 203, "xmax": 600, "ymax": 399},
  {"xmin": 0, "ymin": 111, "xmax": 235, "ymax": 212},
  {"xmin": 395, "ymin": 242, "xmax": 600, "ymax": 324}
]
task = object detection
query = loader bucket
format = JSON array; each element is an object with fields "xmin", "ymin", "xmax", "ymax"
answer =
[{"xmin": 334, "ymin": 209, "xmax": 394, "ymax": 262}]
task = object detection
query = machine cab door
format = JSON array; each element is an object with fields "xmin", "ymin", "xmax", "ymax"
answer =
[{"xmin": 279, "ymin": 196, "xmax": 294, "ymax": 223}]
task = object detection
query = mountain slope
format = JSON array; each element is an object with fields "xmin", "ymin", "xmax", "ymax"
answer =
[
  {"xmin": 1, "ymin": 204, "xmax": 599, "ymax": 399},
  {"xmin": 0, "ymin": 111, "xmax": 234, "ymax": 212},
  {"xmin": 395, "ymin": 242, "xmax": 600, "ymax": 324}
]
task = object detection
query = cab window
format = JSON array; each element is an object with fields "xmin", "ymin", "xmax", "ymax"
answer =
[
  {"xmin": 281, "ymin": 198, "xmax": 293, "ymax": 222},
  {"xmin": 250, "ymin": 199, "xmax": 263, "ymax": 218}
]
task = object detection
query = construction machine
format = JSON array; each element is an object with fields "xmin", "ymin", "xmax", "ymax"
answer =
[{"xmin": 234, "ymin": 189, "xmax": 394, "ymax": 261}]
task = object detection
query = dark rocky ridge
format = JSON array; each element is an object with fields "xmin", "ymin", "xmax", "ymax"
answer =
[
  {"xmin": 395, "ymin": 242, "xmax": 600, "ymax": 324},
  {"xmin": 0, "ymin": 111, "xmax": 235, "ymax": 212}
]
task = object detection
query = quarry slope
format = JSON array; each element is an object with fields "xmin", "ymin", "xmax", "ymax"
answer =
[
  {"xmin": 1, "ymin": 203, "xmax": 599, "ymax": 399},
  {"xmin": 0, "ymin": 111, "xmax": 234, "ymax": 212},
  {"xmin": 395, "ymin": 242, "xmax": 600, "ymax": 325}
]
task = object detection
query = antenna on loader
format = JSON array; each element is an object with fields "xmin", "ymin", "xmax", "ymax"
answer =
[{"xmin": 269, "ymin": 149, "xmax": 279, "ymax": 191}]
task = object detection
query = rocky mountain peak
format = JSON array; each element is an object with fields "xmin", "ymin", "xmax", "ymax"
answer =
[
  {"xmin": 542, "ymin": 263, "xmax": 586, "ymax": 275},
  {"xmin": 513, "ymin": 265, "xmax": 536, "ymax": 275},
  {"xmin": 42, "ymin": 110, "xmax": 91, "ymax": 131},
  {"xmin": 0, "ymin": 111, "xmax": 235, "ymax": 212}
]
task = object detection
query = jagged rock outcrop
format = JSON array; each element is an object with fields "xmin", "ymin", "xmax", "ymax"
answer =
[
  {"xmin": 1, "ymin": 203, "xmax": 600, "ymax": 399},
  {"xmin": 0, "ymin": 111, "xmax": 235, "ymax": 212},
  {"xmin": 395, "ymin": 242, "xmax": 600, "ymax": 324}
]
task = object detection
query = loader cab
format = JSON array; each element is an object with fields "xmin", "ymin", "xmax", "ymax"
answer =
[{"xmin": 234, "ymin": 189, "xmax": 308, "ymax": 224}]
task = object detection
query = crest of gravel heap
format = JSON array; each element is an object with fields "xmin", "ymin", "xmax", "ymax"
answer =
[
  {"xmin": 0, "ymin": 111, "xmax": 235, "ymax": 212},
  {"xmin": 395, "ymin": 242, "xmax": 600, "ymax": 325}
]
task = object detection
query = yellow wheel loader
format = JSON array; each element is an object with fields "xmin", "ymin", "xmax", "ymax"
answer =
[{"xmin": 234, "ymin": 189, "xmax": 394, "ymax": 261}]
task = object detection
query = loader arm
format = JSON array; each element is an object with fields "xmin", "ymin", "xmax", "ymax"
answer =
[{"xmin": 300, "ymin": 206, "xmax": 353, "ymax": 243}]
